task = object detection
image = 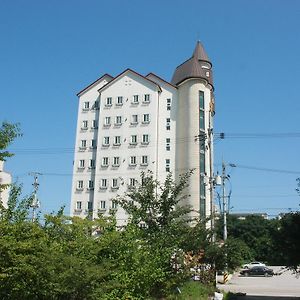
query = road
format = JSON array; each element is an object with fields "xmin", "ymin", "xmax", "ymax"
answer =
[{"xmin": 217, "ymin": 266, "xmax": 300, "ymax": 298}]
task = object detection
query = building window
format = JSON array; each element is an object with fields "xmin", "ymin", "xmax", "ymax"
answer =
[
  {"xmin": 199, "ymin": 91, "xmax": 205, "ymax": 130},
  {"xmin": 92, "ymin": 120, "xmax": 98, "ymax": 129},
  {"xmin": 141, "ymin": 155, "xmax": 148, "ymax": 166},
  {"xmin": 142, "ymin": 134, "xmax": 149, "ymax": 145},
  {"xmin": 131, "ymin": 114, "xmax": 138, "ymax": 125},
  {"xmin": 166, "ymin": 118, "xmax": 170, "ymax": 130},
  {"xmin": 116, "ymin": 96, "xmax": 123, "ymax": 106},
  {"xmin": 89, "ymin": 159, "xmax": 95, "ymax": 169},
  {"xmin": 103, "ymin": 137, "xmax": 110, "ymax": 147},
  {"xmin": 128, "ymin": 178, "xmax": 136, "ymax": 189},
  {"xmin": 77, "ymin": 180, "xmax": 84, "ymax": 190},
  {"xmin": 93, "ymin": 100, "xmax": 99, "ymax": 110},
  {"xmin": 113, "ymin": 136, "xmax": 121, "ymax": 146},
  {"xmin": 102, "ymin": 157, "xmax": 109, "ymax": 167},
  {"xmin": 132, "ymin": 95, "xmax": 139, "ymax": 104},
  {"xmin": 166, "ymin": 138, "xmax": 170, "ymax": 151},
  {"xmin": 104, "ymin": 116, "xmax": 111, "ymax": 127},
  {"xmin": 200, "ymin": 175, "xmax": 206, "ymax": 218},
  {"xmin": 111, "ymin": 178, "xmax": 119, "ymax": 190},
  {"xmin": 143, "ymin": 94, "xmax": 150, "ymax": 103},
  {"xmin": 130, "ymin": 135, "xmax": 138, "ymax": 145},
  {"xmin": 130, "ymin": 156, "xmax": 137, "ymax": 166},
  {"xmin": 111, "ymin": 200, "xmax": 118, "ymax": 209},
  {"xmin": 99, "ymin": 200, "xmax": 106, "ymax": 210},
  {"xmin": 83, "ymin": 101, "xmax": 89, "ymax": 111},
  {"xmin": 78, "ymin": 160, "xmax": 85, "ymax": 169},
  {"xmin": 80, "ymin": 140, "xmax": 87, "ymax": 150},
  {"xmin": 81, "ymin": 120, "xmax": 88, "ymax": 130},
  {"xmin": 199, "ymin": 91, "xmax": 205, "ymax": 110},
  {"xmin": 142, "ymin": 114, "xmax": 150, "ymax": 124},
  {"xmin": 100, "ymin": 179, "xmax": 108, "ymax": 189},
  {"xmin": 115, "ymin": 116, "xmax": 122, "ymax": 126},
  {"xmin": 113, "ymin": 156, "xmax": 120, "ymax": 167},
  {"xmin": 105, "ymin": 97, "xmax": 112, "ymax": 106},
  {"xmin": 87, "ymin": 201, "xmax": 93, "ymax": 211},
  {"xmin": 76, "ymin": 201, "xmax": 82, "ymax": 210},
  {"xmin": 88, "ymin": 180, "xmax": 94, "ymax": 190},
  {"xmin": 90, "ymin": 139, "xmax": 97, "ymax": 149},
  {"xmin": 199, "ymin": 110, "xmax": 205, "ymax": 130},
  {"xmin": 167, "ymin": 98, "xmax": 171, "ymax": 111},
  {"xmin": 200, "ymin": 152, "xmax": 205, "ymax": 174},
  {"xmin": 166, "ymin": 159, "xmax": 170, "ymax": 172}
]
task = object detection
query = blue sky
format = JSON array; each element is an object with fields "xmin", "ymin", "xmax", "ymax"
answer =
[{"xmin": 1, "ymin": 0, "xmax": 300, "ymax": 217}]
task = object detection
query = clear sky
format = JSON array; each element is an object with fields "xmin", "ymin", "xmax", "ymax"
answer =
[{"xmin": 1, "ymin": 0, "xmax": 300, "ymax": 217}]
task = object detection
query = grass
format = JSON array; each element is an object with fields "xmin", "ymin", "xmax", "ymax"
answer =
[{"xmin": 166, "ymin": 281, "xmax": 216, "ymax": 300}]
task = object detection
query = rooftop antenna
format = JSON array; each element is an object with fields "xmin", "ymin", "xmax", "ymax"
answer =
[{"xmin": 29, "ymin": 172, "xmax": 42, "ymax": 221}]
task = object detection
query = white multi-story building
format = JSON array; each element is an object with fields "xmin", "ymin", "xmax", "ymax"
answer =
[
  {"xmin": 70, "ymin": 42, "xmax": 215, "ymax": 225},
  {"xmin": 0, "ymin": 161, "xmax": 12, "ymax": 208}
]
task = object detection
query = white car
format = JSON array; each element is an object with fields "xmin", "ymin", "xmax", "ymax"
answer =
[{"xmin": 242, "ymin": 261, "xmax": 266, "ymax": 269}]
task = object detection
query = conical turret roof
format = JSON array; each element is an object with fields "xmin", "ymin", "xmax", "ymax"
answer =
[{"xmin": 171, "ymin": 41, "xmax": 213, "ymax": 87}]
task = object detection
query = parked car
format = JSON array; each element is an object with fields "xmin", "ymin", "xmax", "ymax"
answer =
[
  {"xmin": 240, "ymin": 266, "xmax": 274, "ymax": 277},
  {"xmin": 242, "ymin": 261, "xmax": 266, "ymax": 269}
]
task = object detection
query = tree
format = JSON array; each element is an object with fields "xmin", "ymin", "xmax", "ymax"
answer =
[
  {"xmin": 114, "ymin": 171, "xmax": 217, "ymax": 298},
  {"xmin": 0, "ymin": 122, "xmax": 21, "ymax": 162},
  {"xmin": 277, "ymin": 212, "xmax": 300, "ymax": 272}
]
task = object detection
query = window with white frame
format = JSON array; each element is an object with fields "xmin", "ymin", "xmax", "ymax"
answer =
[
  {"xmin": 77, "ymin": 180, "xmax": 84, "ymax": 190},
  {"xmin": 92, "ymin": 120, "xmax": 98, "ymax": 129},
  {"xmin": 141, "ymin": 155, "xmax": 148, "ymax": 166},
  {"xmin": 111, "ymin": 200, "xmax": 118, "ymax": 209},
  {"xmin": 90, "ymin": 139, "xmax": 97, "ymax": 149},
  {"xmin": 88, "ymin": 180, "xmax": 94, "ymax": 190},
  {"xmin": 115, "ymin": 116, "xmax": 122, "ymax": 126},
  {"xmin": 116, "ymin": 96, "xmax": 123, "ymax": 106},
  {"xmin": 104, "ymin": 116, "xmax": 111, "ymax": 127},
  {"xmin": 103, "ymin": 136, "xmax": 110, "ymax": 146},
  {"xmin": 99, "ymin": 200, "xmax": 106, "ymax": 210},
  {"xmin": 131, "ymin": 114, "xmax": 138, "ymax": 125},
  {"xmin": 80, "ymin": 140, "xmax": 87, "ymax": 149},
  {"xmin": 78, "ymin": 160, "xmax": 85, "ymax": 169},
  {"xmin": 113, "ymin": 156, "xmax": 120, "ymax": 167},
  {"xmin": 105, "ymin": 97, "xmax": 112, "ymax": 106},
  {"xmin": 166, "ymin": 118, "xmax": 171, "ymax": 130},
  {"xmin": 167, "ymin": 98, "xmax": 171, "ymax": 111},
  {"xmin": 102, "ymin": 157, "xmax": 109, "ymax": 167},
  {"xmin": 76, "ymin": 201, "xmax": 82, "ymax": 210},
  {"xmin": 132, "ymin": 95, "xmax": 139, "ymax": 104},
  {"xmin": 144, "ymin": 94, "xmax": 150, "ymax": 103},
  {"xmin": 130, "ymin": 135, "xmax": 137, "ymax": 145},
  {"xmin": 87, "ymin": 201, "xmax": 93, "ymax": 211},
  {"xmin": 100, "ymin": 179, "xmax": 108, "ymax": 189},
  {"xmin": 129, "ymin": 178, "xmax": 136, "ymax": 188},
  {"xmin": 111, "ymin": 178, "xmax": 119, "ymax": 189},
  {"xmin": 89, "ymin": 159, "xmax": 95, "ymax": 169},
  {"xmin": 113, "ymin": 136, "xmax": 121, "ymax": 146},
  {"xmin": 166, "ymin": 159, "xmax": 170, "ymax": 172},
  {"xmin": 166, "ymin": 138, "xmax": 170, "ymax": 151},
  {"xmin": 82, "ymin": 120, "xmax": 88, "ymax": 130},
  {"xmin": 83, "ymin": 101, "xmax": 89, "ymax": 111},
  {"xmin": 142, "ymin": 114, "xmax": 150, "ymax": 124},
  {"xmin": 130, "ymin": 156, "xmax": 137, "ymax": 166},
  {"xmin": 142, "ymin": 134, "xmax": 149, "ymax": 144}
]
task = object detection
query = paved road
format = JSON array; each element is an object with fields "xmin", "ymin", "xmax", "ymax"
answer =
[{"xmin": 217, "ymin": 266, "xmax": 300, "ymax": 298}]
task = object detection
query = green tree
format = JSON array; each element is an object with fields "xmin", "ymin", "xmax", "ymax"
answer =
[
  {"xmin": 115, "ymin": 171, "xmax": 216, "ymax": 298},
  {"xmin": 276, "ymin": 212, "xmax": 300, "ymax": 272}
]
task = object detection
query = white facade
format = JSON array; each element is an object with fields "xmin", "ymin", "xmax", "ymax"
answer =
[
  {"xmin": 71, "ymin": 42, "xmax": 215, "ymax": 225},
  {"xmin": 0, "ymin": 161, "xmax": 12, "ymax": 208}
]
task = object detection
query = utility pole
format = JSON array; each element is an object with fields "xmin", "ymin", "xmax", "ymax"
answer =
[
  {"xmin": 29, "ymin": 172, "xmax": 42, "ymax": 222},
  {"xmin": 222, "ymin": 161, "xmax": 227, "ymax": 241}
]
